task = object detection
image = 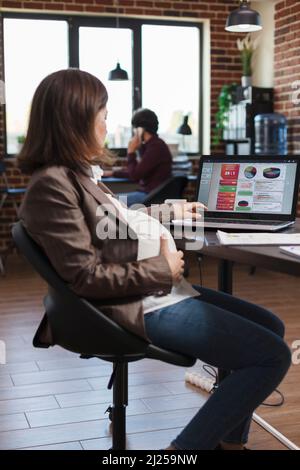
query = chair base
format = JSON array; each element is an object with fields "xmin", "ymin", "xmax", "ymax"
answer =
[{"xmin": 109, "ymin": 362, "xmax": 128, "ymax": 450}]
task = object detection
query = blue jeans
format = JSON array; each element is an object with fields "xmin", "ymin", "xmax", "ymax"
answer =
[
  {"xmin": 144, "ymin": 285, "xmax": 291, "ymax": 450},
  {"xmin": 117, "ymin": 191, "xmax": 148, "ymax": 207}
]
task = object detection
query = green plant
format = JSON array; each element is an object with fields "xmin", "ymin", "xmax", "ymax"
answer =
[
  {"xmin": 213, "ymin": 83, "xmax": 237, "ymax": 146},
  {"xmin": 17, "ymin": 135, "xmax": 26, "ymax": 144},
  {"xmin": 237, "ymin": 34, "xmax": 259, "ymax": 76}
]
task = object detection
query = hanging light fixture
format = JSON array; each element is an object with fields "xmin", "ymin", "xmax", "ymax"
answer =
[
  {"xmin": 225, "ymin": 0, "xmax": 262, "ymax": 33},
  {"xmin": 108, "ymin": 0, "xmax": 129, "ymax": 81},
  {"xmin": 108, "ymin": 62, "xmax": 128, "ymax": 81}
]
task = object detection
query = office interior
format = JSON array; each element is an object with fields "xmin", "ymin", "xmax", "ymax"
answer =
[{"xmin": 0, "ymin": 0, "xmax": 300, "ymax": 453}]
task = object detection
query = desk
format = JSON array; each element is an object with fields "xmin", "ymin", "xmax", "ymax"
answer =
[
  {"xmin": 102, "ymin": 177, "xmax": 139, "ymax": 193},
  {"xmin": 102, "ymin": 174, "xmax": 198, "ymax": 183},
  {"xmin": 199, "ymin": 221, "xmax": 300, "ymax": 450},
  {"xmin": 102, "ymin": 174, "xmax": 198, "ymax": 194},
  {"xmin": 202, "ymin": 221, "xmax": 300, "ymax": 294}
]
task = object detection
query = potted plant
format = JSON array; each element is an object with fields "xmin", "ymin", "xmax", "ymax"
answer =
[
  {"xmin": 237, "ymin": 34, "xmax": 259, "ymax": 87},
  {"xmin": 213, "ymin": 83, "xmax": 237, "ymax": 146},
  {"xmin": 17, "ymin": 135, "xmax": 26, "ymax": 152}
]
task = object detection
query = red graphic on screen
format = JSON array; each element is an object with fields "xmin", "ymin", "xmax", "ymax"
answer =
[
  {"xmin": 219, "ymin": 180, "xmax": 237, "ymax": 187},
  {"xmin": 216, "ymin": 164, "xmax": 240, "ymax": 211},
  {"xmin": 221, "ymin": 164, "xmax": 240, "ymax": 180}
]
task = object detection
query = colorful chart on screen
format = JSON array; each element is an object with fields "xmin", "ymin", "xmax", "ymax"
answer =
[
  {"xmin": 244, "ymin": 166, "xmax": 257, "ymax": 179},
  {"xmin": 263, "ymin": 168, "xmax": 281, "ymax": 179}
]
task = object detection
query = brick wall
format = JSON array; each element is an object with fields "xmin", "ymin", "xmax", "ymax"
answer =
[
  {"xmin": 274, "ymin": 0, "xmax": 300, "ymax": 215},
  {"xmin": 0, "ymin": 16, "xmax": 4, "ymax": 160},
  {"xmin": 0, "ymin": 0, "xmax": 243, "ymax": 252},
  {"xmin": 274, "ymin": 0, "xmax": 300, "ymax": 155}
]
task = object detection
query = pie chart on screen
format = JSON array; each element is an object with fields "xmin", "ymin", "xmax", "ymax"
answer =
[
  {"xmin": 263, "ymin": 168, "xmax": 281, "ymax": 179},
  {"xmin": 238, "ymin": 200, "xmax": 249, "ymax": 207},
  {"xmin": 244, "ymin": 166, "xmax": 257, "ymax": 179}
]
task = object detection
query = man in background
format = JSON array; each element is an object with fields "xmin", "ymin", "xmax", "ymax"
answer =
[{"xmin": 105, "ymin": 108, "xmax": 172, "ymax": 207}]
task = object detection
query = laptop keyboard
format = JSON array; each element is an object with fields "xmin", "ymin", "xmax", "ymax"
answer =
[{"xmin": 205, "ymin": 218, "xmax": 282, "ymax": 226}]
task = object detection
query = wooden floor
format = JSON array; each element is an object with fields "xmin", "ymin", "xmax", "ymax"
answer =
[{"xmin": 0, "ymin": 252, "xmax": 299, "ymax": 450}]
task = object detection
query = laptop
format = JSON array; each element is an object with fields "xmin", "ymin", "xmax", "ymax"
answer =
[{"xmin": 173, "ymin": 156, "xmax": 300, "ymax": 232}]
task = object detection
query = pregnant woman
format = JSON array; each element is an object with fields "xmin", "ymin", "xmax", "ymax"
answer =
[{"xmin": 18, "ymin": 69, "xmax": 291, "ymax": 450}]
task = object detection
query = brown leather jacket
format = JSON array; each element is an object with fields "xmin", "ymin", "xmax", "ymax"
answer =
[{"xmin": 19, "ymin": 165, "xmax": 173, "ymax": 343}]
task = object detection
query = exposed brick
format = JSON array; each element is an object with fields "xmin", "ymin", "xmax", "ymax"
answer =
[
  {"xmin": 2, "ymin": 1, "xmax": 24, "ymax": 7},
  {"xmin": 274, "ymin": 0, "xmax": 300, "ymax": 178},
  {"xmin": 84, "ymin": 5, "xmax": 105, "ymax": 12},
  {"xmin": 23, "ymin": 2, "xmax": 46, "ymax": 8},
  {"xmin": 137, "ymin": 1, "xmax": 154, "ymax": 6},
  {"xmin": 44, "ymin": 3, "xmax": 65, "ymax": 10}
]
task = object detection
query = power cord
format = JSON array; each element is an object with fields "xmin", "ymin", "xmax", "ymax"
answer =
[
  {"xmin": 197, "ymin": 254, "xmax": 203, "ymax": 287},
  {"xmin": 185, "ymin": 365, "xmax": 284, "ymax": 407}
]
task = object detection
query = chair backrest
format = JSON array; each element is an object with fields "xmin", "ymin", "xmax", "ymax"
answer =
[
  {"xmin": 0, "ymin": 161, "xmax": 5, "ymax": 173},
  {"xmin": 12, "ymin": 222, "xmax": 149, "ymax": 358},
  {"xmin": 0, "ymin": 161, "xmax": 8, "ymax": 187},
  {"xmin": 143, "ymin": 175, "xmax": 188, "ymax": 206}
]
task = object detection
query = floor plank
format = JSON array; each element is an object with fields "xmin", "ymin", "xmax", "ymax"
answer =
[
  {"xmin": 24, "ymin": 441, "xmax": 83, "ymax": 450},
  {"xmin": 0, "ymin": 395, "xmax": 59, "ymax": 416},
  {"xmin": 0, "ymin": 375, "xmax": 13, "ymax": 388},
  {"xmin": 55, "ymin": 383, "xmax": 172, "ymax": 408},
  {"xmin": 0, "ymin": 408, "xmax": 199, "ymax": 449},
  {"xmin": 0, "ymin": 361, "xmax": 39, "ymax": 376},
  {"xmin": 88, "ymin": 369, "xmax": 200, "ymax": 391},
  {"xmin": 26, "ymin": 399, "xmax": 149, "ymax": 428},
  {"xmin": 0, "ymin": 412, "xmax": 29, "ymax": 432},
  {"xmin": 0, "ymin": 379, "xmax": 92, "ymax": 401},
  {"xmin": 80, "ymin": 421, "xmax": 288, "ymax": 451}
]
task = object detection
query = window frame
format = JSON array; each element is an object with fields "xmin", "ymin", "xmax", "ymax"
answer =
[{"xmin": 2, "ymin": 12, "xmax": 203, "ymax": 156}]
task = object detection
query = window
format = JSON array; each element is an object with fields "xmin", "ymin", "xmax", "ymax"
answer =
[
  {"xmin": 79, "ymin": 27, "xmax": 133, "ymax": 148},
  {"xmin": 3, "ymin": 14, "xmax": 202, "ymax": 155},
  {"xmin": 3, "ymin": 18, "xmax": 68, "ymax": 154},
  {"xmin": 142, "ymin": 25, "xmax": 200, "ymax": 153}
]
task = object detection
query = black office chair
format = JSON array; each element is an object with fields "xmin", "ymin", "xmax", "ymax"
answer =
[
  {"xmin": 143, "ymin": 175, "xmax": 188, "ymax": 206},
  {"xmin": 12, "ymin": 221, "xmax": 196, "ymax": 450}
]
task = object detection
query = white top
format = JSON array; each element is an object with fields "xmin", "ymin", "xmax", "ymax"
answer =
[
  {"xmin": 90, "ymin": 164, "xmax": 104, "ymax": 185},
  {"xmin": 90, "ymin": 165, "xmax": 200, "ymax": 314}
]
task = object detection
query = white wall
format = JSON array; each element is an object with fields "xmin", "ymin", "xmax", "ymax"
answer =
[{"xmin": 251, "ymin": 0, "xmax": 276, "ymax": 88}]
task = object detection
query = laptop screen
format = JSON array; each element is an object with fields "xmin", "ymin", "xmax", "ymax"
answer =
[{"xmin": 197, "ymin": 157, "xmax": 300, "ymax": 220}]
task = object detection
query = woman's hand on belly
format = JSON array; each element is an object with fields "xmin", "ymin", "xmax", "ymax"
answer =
[{"xmin": 160, "ymin": 235, "xmax": 184, "ymax": 285}]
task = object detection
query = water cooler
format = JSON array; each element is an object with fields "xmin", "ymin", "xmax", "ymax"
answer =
[
  {"xmin": 254, "ymin": 113, "xmax": 288, "ymax": 155},
  {"xmin": 223, "ymin": 86, "xmax": 274, "ymax": 155}
]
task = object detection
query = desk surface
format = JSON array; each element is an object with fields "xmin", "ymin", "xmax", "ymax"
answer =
[
  {"xmin": 201, "ymin": 220, "xmax": 300, "ymax": 277},
  {"xmin": 102, "ymin": 174, "xmax": 198, "ymax": 183}
]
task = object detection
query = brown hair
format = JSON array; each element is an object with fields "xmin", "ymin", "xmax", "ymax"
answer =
[{"xmin": 18, "ymin": 68, "xmax": 114, "ymax": 174}]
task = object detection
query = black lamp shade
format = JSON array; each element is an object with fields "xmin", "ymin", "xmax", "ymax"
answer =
[
  {"xmin": 177, "ymin": 116, "xmax": 192, "ymax": 135},
  {"xmin": 108, "ymin": 62, "xmax": 128, "ymax": 81},
  {"xmin": 225, "ymin": 1, "xmax": 262, "ymax": 33}
]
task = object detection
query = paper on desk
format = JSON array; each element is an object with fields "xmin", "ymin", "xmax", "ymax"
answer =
[
  {"xmin": 216, "ymin": 230, "xmax": 300, "ymax": 246},
  {"xmin": 279, "ymin": 246, "xmax": 300, "ymax": 258},
  {"xmin": 172, "ymin": 219, "xmax": 204, "ymax": 227}
]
